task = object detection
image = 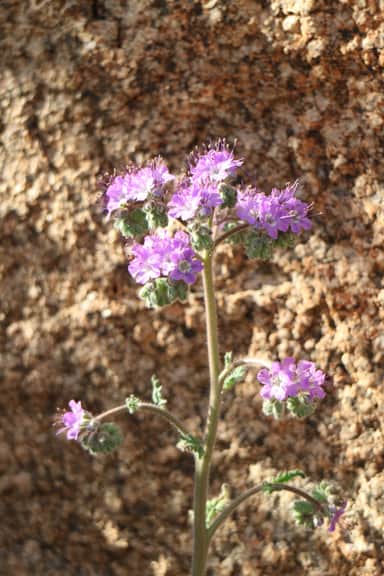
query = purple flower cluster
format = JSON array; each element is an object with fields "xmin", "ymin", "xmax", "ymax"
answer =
[
  {"xmin": 128, "ymin": 230, "xmax": 203, "ymax": 285},
  {"xmin": 56, "ymin": 400, "xmax": 88, "ymax": 441},
  {"xmin": 236, "ymin": 182, "xmax": 312, "ymax": 239},
  {"xmin": 105, "ymin": 158, "xmax": 174, "ymax": 217},
  {"xmin": 168, "ymin": 143, "xmax": 243, "ymax": 222},
  {"xmin": 257, "ymin": 358, "xmax": 326, "ymax": 401}
]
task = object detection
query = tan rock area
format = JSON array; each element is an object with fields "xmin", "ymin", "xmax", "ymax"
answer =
[{"xmin": 1, "ymin": 0, "xmax": 383, "ymax": 574}]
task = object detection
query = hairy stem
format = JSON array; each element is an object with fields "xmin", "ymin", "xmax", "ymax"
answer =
[
  {"xmin": 207, "ymin": 482, "xmax": 327, "ymax": 541},
  {"xmin": 192, "ymin": 253, "xmax": 221, "ymax": 576},
  {"xmin": 93, "ymin": 402, "xmax": 191, "ymax": 437}
]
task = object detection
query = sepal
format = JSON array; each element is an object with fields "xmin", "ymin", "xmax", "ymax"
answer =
[
  {"xmin": 144, "ymin": 203, "xmax": 168, "ymax": 229},
  {"xmin": 218, "ymin": 183, "xmax": 237, "ymax": 208},
  {"xmin": 262, "ymin": 470, "xmax": 306, "ymax": 494},
  {"xmin": 189, "ymin": 224, "xmax": 213, "ymax": 252},
  {"xmin": 115, "ymin": 208, "xmax": 148, "ymax": 238},
  {"xmin": 139, "ymin": 278, "xmax": 188, "ymax": 308},
  {"xmin": 262, "ymin": 398, "xmax": 284, "ymax": 419},
  {"xmin": 286, "ymin": 395, "xmax": 315, "ymax": 418}
]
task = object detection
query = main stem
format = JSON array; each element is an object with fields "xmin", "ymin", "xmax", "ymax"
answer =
[{"xmin": 192, "ymin": 253, "xmax": 221, "ymax": 576}]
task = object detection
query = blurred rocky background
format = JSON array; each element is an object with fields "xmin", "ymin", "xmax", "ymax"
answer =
[{"xmin": 1, "ymin": 0, "xmax": 383, "ymax": 574}]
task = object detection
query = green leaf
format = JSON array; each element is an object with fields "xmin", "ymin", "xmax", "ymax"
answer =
[
  {"xmin": 151, "ymin": 375, "xmax": 167, "ymax": 407},
  {"xmin": 311, "ymin": 481, "xmax": 331, "ymax": 503},
  {"xmin": 263, "ymin": 469, "xmax": 306, "ymax": 494},
  {"xmin": 206, "ymin": 485, "xmax": 230, "ymax": 525},
  {"xmin": 223, "ymin": 365, "xmax": 246, "ymax": 390},
  {"xmin": 176, "ymin": 433, "xmax": 204, "ymax": 458}
]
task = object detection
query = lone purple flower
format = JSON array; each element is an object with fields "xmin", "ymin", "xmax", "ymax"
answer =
[
  {"xmin": 56, "ymin": 400, "xmax": 87, "ymax": 441},
  {"xmin": 189, "ymin": 142, "xmax": 243, "ymax": 183},
  {"xmin": 257, "ymin": 358, "xmax": 326, "ymax": 401},
  {"xmin": 328, "ymin": 502, "xmax": 347, "ymax": 532}
]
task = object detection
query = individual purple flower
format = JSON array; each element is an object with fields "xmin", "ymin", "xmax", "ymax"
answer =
[
  {"xmin": 296, "ymin": 360, "xmax": 326, "ymax": 400},
  {"xmin": 189, "ymin": 141, "xmax": 243, "ymax": 183},
  {"xmin": 128, "ymin": 235, "xmax": 164, "ymax": 284},
  {"xmin": 168, "ymin": 180, "xmax": 223, "ymax": 221},
  {"xmin": 128, "ymin": 230, "xmax": 202, "ymax": 286},
  {"xmin": 271, "ymin": 182, "xmax": 312, "ymax": 235},
  {"xmin": 56, "ymin": 400, "xmax": 87, "ymax": 441},
  {"xmin": 124, "ymin": 158, "xmax": 174, "ymax": 202},
  {"xmin": 257, "ymin": 358, "xmax": 300, "ymax": 401},
  {"xmin": 167, "ymin": 231, "xmax": 203, "ymax": 284},
  {"xmin": 328, "ymin": 502, "xmax": 347, "ymax": 532},
  {"xmin": 257, "ymin": 194, "xmax": 289, "ymax": 239},
  {"xmin": 257, "ymin": 358, "xmax": 326, "ymax": 401},
  {"xmin": 235, "ymin": 187, "xmax": 264, "ymax": 227},
  {"xmin": 104, "ymin": 175, "xmax": 128, "ymax": 218}
]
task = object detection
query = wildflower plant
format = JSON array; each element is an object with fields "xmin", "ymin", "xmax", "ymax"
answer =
[{"xmin": 56, "ymin": 140, "xmax": 347, "ymax": 575}]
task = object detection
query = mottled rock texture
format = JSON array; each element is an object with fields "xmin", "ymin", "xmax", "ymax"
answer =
[{"xmin": 1, "ymin": 0, "xmax": 383, "ymax": 574}]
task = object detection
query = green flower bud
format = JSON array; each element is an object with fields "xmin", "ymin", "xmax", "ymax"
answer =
[
  {"xmin": 144, "ymin": 203, "xmax": 168, "ymax": 229},
  {"xmin": 139, "ymin": 279, "xmax": 187, "ymax": 308},
  {"xmin": 81, "ymin": 422, "xmax": 123, "ymax": 455},
  {"xmin": 218, "ymin": 183, "xmax": 238, "ymax": 208},
  {"xmin": 188, "ymin": 224, "xmax": 213, "ymax": 252},
  {"xmin": 244, "ymin": 231, "xmax": 274, "ymax": 260},
  {"xmin": 286, "ymin": 395, "xmax": 315, "ymax": 418},
  {"xmin": 292, "ymin": 499, "xmax": 317, "ymax": 528},
  {"xmin": 125, "ymin": 395, "xmax": 140, "ymax": 414},
  {"xmin": 262, "ymin": 398, "xmax": 284, "ymax": 419},
  {"xmin": 115, "ymin": 208, "xmax": 148, "ymax": 238}
]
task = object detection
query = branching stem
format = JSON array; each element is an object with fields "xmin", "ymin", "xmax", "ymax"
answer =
[
  {"xmin": 192, "ymin": 252, "xmax": 222, "ymax": 576},
  {"xmin": 92, "ymin": 402, "xmax": 191, "ymax": 437},
  {"xmin": 207, "ymin": 482, "xmax": 327, "ymax": 542}
]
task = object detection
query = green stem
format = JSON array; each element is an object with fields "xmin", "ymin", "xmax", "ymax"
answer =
[
  {"xmin": 207, "ymin": 482, "xmax": 327, "ymax": 542},
  {"xmin": 192, "ymin": 253, "xmax": 221, "ymax": 576},
  {"xmin": 92, "ymin": 402, "xmax": 191, "ymax": 437}
]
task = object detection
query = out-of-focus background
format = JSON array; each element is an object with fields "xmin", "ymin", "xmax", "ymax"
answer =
[{"xmin": 1, "ymin": 1, "xmax": 383, "ymax": 575}]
